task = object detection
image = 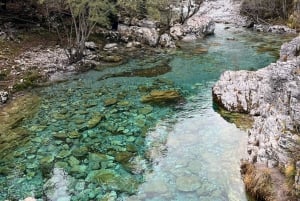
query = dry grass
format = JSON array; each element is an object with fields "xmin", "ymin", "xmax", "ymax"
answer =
[{"xmin": 241, "ymin": 162, "xmax": 274, "ymax": 201}]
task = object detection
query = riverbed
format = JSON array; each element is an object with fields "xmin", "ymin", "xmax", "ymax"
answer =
[{"xmin": 0, "ymin": 24, "xmax": 295, "ymax": 201}]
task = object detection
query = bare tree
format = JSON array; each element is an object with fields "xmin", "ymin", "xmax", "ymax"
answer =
[{"xmin": 40, "ymin": 0, "xmax": 115, "ymax": 64}]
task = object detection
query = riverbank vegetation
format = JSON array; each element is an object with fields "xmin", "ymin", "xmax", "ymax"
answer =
[{"xmin": 240, "ymin": 0, "xmax": 300, "ymax": 30}]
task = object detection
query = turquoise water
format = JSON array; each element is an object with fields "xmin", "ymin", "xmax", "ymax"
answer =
[{"xmin": 0, "ymin": 24, "xmax": 294, "ymax": 201}]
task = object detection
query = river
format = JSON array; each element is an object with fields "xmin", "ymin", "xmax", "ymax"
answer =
[{"xmin": 0, "ymin": 24, "xmax": 294, "ymax": 201}]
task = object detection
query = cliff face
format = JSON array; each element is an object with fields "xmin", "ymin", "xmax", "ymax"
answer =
[{"xmin": 213, "ymin": 36, "xmax": 300, "ymax": 196}]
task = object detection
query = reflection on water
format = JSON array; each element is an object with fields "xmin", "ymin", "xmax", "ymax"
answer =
[
  {"xmin": 0, "ymin": 24, "xmax": 295, "ymax": 200},
  {"xmin": 128, "ymin": 87, "xmax": 249, "ymax": 201}
]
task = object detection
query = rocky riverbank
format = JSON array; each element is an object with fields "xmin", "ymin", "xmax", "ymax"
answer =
[{"xmin": 213, "ymin": 36, "xmax": 300, "ymax": 200}]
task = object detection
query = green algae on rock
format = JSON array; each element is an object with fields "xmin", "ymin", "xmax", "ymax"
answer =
[
  {"xmin": 141, "ymin": 90, "xmax": 182, "ymax": 104},
  {"xmin": 0, "ymin": 93, "xmax": 40, "ymax": 158}
]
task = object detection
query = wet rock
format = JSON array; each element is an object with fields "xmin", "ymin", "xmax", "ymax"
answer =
[
  {"xmin": 141, "ymin": 90, "xmax": 182, "ymax": 104},
  {"xmin": 0, "ymin": 90, "xmax": 8, "ymax": 104},
  {"xmin": 88, "ymin": 153, "xmax": 114, "ymax": 170},
  {"xmin": 70, "ymin": 165, "xmax": 87, "ymax": 178},
  {"xmin": 72, "ymin": 146, "xmax": 89, "ymax": 158},
  {"xmin": 175, "ymin": 174, "xmax": 201, "ymax": 192},
  {"xmin": 142, "ymin": 178, "xmax": 169, "ymax": 195},
  {"xmin": 104, "ymin": 98, "xmax": 118, "ymax": 107},
  {"xmin": 68, "ymin": 156, "xmax": 80, "ymax": 167},
  {"xmin": 68, "ymin": 130, "xmax": 81, "ymax": 139},
  {"xmin": 115, "ymin": 151, "xmax": 134, "ymax": 164},
  {"xmin": 192, "ymin": 47, "xmax": 208, "ymax": 54},
  {"xmin": 53, "ymin": 131, "xmax": 68, "ymax": 140},
  {"xmin": 55, "ymin": 162, "xmax": 69, "ymax": 169},
  {"xmin": 139, "ymin": 105, "xmax": 153, "ymax": 115},
  {"xmin": 88, "ymin": 115, "xmax": 102, "ymax": 128},
  {"xmin": 101, "ymin": 191, "xmax": 117, "ymax": 201},
  {"xmin": 57, "ymin": 150, "xmax": 71, "ymax": 159},
  {"xmin": 40, "ymin": 156, "xmax": 54, "ymax": 176},
  {"xmin": 86, "ymin": 169, "xmax": 138, "ymax": 193}
]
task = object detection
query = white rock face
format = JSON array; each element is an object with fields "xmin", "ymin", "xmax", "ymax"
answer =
[
  {"xmin": 212, "ymin": 36, "xmax": 300, "ymax": 193},
  {"xmin": 169, "ymin": 16, "xmax": 215, "ymax": 41},
  {"xmin": 118, "ymin": 24, "xmax": 159, "ymax": 47}
]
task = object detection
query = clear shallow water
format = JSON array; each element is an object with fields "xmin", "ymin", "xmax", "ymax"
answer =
[{"xmin": 0, "ymin": 24, "xmax": 295, "ymax": 201}]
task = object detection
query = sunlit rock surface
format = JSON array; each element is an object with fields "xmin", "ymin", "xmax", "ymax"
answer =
[{"xmin": 213, "ymin": 36, "xmax": 300, "ymax": 194}]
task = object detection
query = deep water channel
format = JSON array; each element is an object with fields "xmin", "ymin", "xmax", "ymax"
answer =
[{"xmin": 0, "ymin": 24, "xmax": 295, "ymax": 201}]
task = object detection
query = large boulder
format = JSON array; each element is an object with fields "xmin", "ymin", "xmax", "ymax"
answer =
[
  {"xmin": 183, "ymin": 15, "xmax": 215, "ymax": 37},
  {"xmin": 118, "ymin": 24, "xmax": 159, "ymax": 47},
  {"xmin": 212, "ymin": 36, "xmax": 300, "ymax": 195},
  {"xmin": 170, "ymin": 16, "xmax": 215, "ymax": 41}
]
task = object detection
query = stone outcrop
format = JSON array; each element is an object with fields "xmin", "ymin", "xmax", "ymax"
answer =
[
  {"xmin": 118, "ymin": 24, "xmax": 159, "ymax": 47},
  {"xmin": 118, "ymin": 16, "xmax": 215, "ymax": 47},
  {"xmin": 213, "ymin": 36, "xmax": 300, "ymax": 196},
  {"xmin": 170, "ymin": 16, "xmax": 215, "ymax": 41}
]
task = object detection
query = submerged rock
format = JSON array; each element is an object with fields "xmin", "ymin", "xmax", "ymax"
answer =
[
  {"xmin": 175, "ymin": 174, "xmax": 201, "ymax": 192},
  {"xmin": 104, "ymin": 98, "xmax": 118, "ymax": 107},
  {"xmin": 88, "ymin": 115, "xmax": 102, "ymax": 128},
  {"xmin": 86, "ymin": 169, "xmax": 138, "ymax": 194},
  {"xmin": 0, "ymin": 93, "xmax": 40, "ymax": 158},
  {"xmin": 141, "ymin": 90, "xmax": 182, "ymax": 104}
]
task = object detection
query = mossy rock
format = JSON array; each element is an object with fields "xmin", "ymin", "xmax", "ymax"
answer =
[
  {"xmin": 141, "ymin": 90, "xmax": 182, "ymax": 104},
  {"xmin": 86, "ymin": 169, "xmax": 138, "ymax": 194},
  {"xmin": 40, "ymin": 156, "xmax": 54, "ymax": 176},
  {"xmin": 104, "ymin": 98, "xmax": 118, "ymax": 107},
  {"xmin": 88, "ymin": 115, "xmax": 102, "ymax": 128},
  {"xmin": 0, "ymin": 93, "xmax": 40, "ymax": 158},
  {"xmin": 115, "ymin": 151, "xmax": 134, "ymax": 164},
  {"xmin": 72, "ymin": 146, "xmax": 89, "ymax": 158}
]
